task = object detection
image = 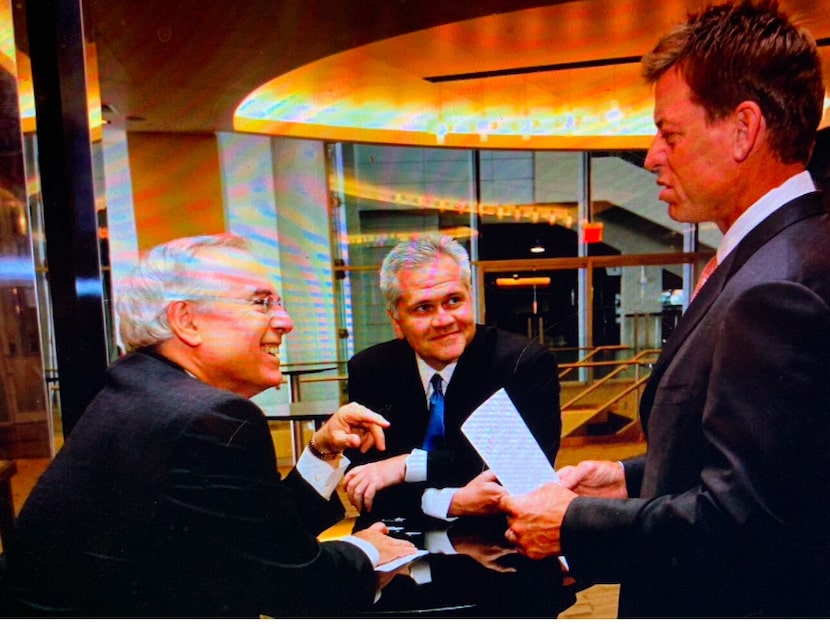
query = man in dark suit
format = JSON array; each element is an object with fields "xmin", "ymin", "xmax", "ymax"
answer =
[
  {"xmin": 344, "ymin": 234, "xmax": 561, "ymax": 522},
  {"xmin": 502, "ymin": 0, "xmax": 830, "ymax": 618},
  {"xmin": 0, "ymin": 234, "xmax": 415, "ymax": 617}
]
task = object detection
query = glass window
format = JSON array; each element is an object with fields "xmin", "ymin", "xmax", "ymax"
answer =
[{"xmin": 331, "ymin": 144, "xmax": 705, "ymax": 362}]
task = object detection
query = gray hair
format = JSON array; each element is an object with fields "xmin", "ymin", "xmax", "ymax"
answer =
[
  {"xmin": 379, "ymin": 233, "xmax": 471, "ymax": 315},
  {"xmin": 117, "ymin": 234, "xmax": 254, "ymax": 352}
]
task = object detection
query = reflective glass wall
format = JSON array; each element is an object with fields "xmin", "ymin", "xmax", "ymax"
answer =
[
  {"xmin": 330, "ymin": 142, "xmax": 712, "ymax": 371},
  {"xmin": 0, "ymin": 0, "xmax": 53, "ymax": 459}
]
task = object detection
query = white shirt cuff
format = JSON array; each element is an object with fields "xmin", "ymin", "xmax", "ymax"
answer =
[
  {"xmin": 405, "ymin": 448, "xmax": 427, "ymax": 482},
  {"xmin": 338, "ymin": 535, "xmax": 380, "ymax": 568},
  {"xmin": 421, "ymin": 487, "xmax": 459, "ymax": 520},
  {"xmin": 296, "ymin": 449, "xmax": 350, "ymax": 500}
]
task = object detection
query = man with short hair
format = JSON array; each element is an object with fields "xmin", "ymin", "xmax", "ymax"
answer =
[
  {"xmin": 344, "ymin": 234, "xmax": 561, "ymax": 521},
  {"xmin": 1, "ymin": 234, "xmax": 415, "ymax": 617},
  {"xmin": 502, "ymin": 0, "xmax": 830, "ymax": 617}
]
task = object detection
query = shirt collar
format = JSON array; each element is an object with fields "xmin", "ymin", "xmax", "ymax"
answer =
[
  {"xmin": 416, "ymin": 355, "xmax": 457, "ymax": 399},
  {"xmin": 718, "ymin": 170, "xmax": 815, "ymax": 263}
]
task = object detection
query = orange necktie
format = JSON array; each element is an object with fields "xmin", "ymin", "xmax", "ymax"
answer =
[{"xmin": 692, "ymin": 256, "xmax": 718, "ymax": 300}]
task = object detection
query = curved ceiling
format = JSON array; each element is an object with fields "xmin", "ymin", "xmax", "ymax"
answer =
[{"xmin": 88, "ymin": 0, "xmax": 830, "ymax": 149}]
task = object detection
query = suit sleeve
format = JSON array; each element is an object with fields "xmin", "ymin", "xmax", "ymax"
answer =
[
  {"xmin": 508, "ymin": 343, "xmax": 563, "ymax": 465},
  {"xmin": 155, "ymin": 398, "xmax": 376, "ymax": 616},
  {"xmin": 562, "ymin": 282, "xmax": 830, "ymax": 592}
]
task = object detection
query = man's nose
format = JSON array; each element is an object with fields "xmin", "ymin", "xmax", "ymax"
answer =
[
  {"xmin": 644, "ymin": 135, "xmax": 663, "ymax": 172},
  {"xmin": 431, "ymin": 307, "xmax": 454, "ymax": 327},
  {"xmin": 269, "ymin": 308, "xmax": 294, "ymax": 333}
]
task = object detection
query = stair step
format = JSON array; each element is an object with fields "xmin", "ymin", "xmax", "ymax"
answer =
[{"xmin": 561, "ymin": 408, "xmax": 601, "ymax": 436}]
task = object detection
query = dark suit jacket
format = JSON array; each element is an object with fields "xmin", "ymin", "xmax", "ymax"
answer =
[
  {"xmin": 346, "ymin": 325, "xmax": 561, "ymax": 520},
  {"xmin": 561, "ymin": 192, "xmax": 830, "ymax": 617},
  {"xmin": 1, "ymin": 351, "xmax": 374, "ymax": 617}
]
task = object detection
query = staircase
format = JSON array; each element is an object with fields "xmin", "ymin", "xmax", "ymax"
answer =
[{"xmin": 558, "ymin": 347, "xmax": 659, "ymax": 439}]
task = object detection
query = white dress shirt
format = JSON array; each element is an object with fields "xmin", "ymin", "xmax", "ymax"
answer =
[
  {"xmin": 717, "ymin": 170, "xmax": 816, "ymax": 263},
  {"xmin": 402, "ymin": 356, "xmax": 461, "ymax": 522}
]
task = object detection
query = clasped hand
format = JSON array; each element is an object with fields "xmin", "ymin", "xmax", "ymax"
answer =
[
  {"xmin": 345, "ymin": 464, "xmax": 508, "ymax": 515},
  {"xmin": 343, "ymin": 454, "xmax": 408, "ymax": 512}
]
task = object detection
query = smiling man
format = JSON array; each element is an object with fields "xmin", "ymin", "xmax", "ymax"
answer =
[
  {"xmin": 0, "ymin": 234, "xmax": 415, "ymax": 617},
  {"xmin": 343, "ymin": 234, "xmax": 562, "ymax": 522}
]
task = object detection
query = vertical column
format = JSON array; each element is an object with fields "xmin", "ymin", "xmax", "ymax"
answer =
[
  {"xmin": 26, "ymin": 0, "xmax": 108, "ymax": 435},
  {"xmin": 577, "ymin": 152, "xmax": 591, "ymax": 382},
  {"xmin": 271, "ymin": 137, "xmax": 339, "ymax": 402}
]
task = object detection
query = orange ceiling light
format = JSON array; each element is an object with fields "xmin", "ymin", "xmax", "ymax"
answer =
[
  {"xmin": 234, "ymin": 1, "xmax": 830, "ymax": 149},
  {"xmin": 495, "ymin": 276, "xmax": 551, "ymax": 287},
  {"xmin": 6, "ymin": 44, "xmax": 104, "ymax": 138},
  {"xmin": 234, "ymin": 47, "xmax": 656, "ymax": 149},
  {"xmin": 234, "ymin": 4, "xmax": 659, "ymax": 150}
]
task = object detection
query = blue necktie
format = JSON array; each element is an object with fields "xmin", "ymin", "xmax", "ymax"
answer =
[{"xmin": 423, "ymin": 373, "xmax": 444, "ymax": 450}]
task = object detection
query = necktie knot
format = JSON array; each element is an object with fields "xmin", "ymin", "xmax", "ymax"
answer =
[{"xmin": 430, "ymin": 373, "xmax": 443, "ymax": 398}]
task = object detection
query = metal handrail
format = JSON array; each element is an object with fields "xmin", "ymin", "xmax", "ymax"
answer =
[
  {"xmin": 560, "ymin": 349, "xmax": 660, "ymax": 410},
  {"xmin": 586, "ymin": 373, "xmax": 652, "ymax": 420},
  {"xmin": 557, "ymin": 345, "xmax": 631, "ymax": 380},
  {"xmin": 575, "ymin": 344, "xmax": 630, "ymax": 361},
  {"xmin": 298, "ymin": 347, "xmax": 661, "ymax": 422}
]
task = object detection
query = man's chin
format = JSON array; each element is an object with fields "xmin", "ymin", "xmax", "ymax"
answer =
[
  {"xmin": 257, "ymin": 373, "xmax": 284, "ymax": 393},
  {"xmin": 435, "ymin": 344, "xmax": 467, "ymax": 363}
]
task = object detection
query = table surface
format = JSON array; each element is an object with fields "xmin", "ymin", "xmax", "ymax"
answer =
[{"xmin": 353, "ymin": 514, "xmax": 577, "ymax": 617}]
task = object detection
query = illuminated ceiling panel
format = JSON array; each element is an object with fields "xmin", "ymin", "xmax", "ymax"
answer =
[
  {"xmin": 234, "ymin": 0, "xmax": 830, "ymax": 149},
  {"xmin": 234, "ymin": 4, "xmax": 659, "ymax": 149}
]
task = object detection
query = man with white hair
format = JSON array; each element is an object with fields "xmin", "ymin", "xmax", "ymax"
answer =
[{"xmin": 1, "ymin": 233, "xmax": 415, "ymax": 617}]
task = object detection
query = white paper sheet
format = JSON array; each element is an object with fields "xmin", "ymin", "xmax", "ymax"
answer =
[{"xmin": 461, "ymin": 388, "xmax": 559, "ymax": 496}]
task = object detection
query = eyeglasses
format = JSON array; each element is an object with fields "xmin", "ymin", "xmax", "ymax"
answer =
[{"xmin": 193, "ymin": 294, "xmax": 285, "ymax": 315}]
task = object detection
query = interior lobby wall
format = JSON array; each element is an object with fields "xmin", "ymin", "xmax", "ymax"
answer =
[
  {"xmin": 218, "ymin": 132, "xmax": 289, "ymax": 411},
  {"xmin": 127, "ymin": 132, "xmax": 226, "ymax": 250},
  {"xmin": 270, "ymin": 137, "xmax": 339, "ymax": 402},
  {"xmin": 103, "ymin": 130, "xmax": 339, "ymax": 405},
  {"xmin": 102, "ymin": 126, "xmax": 139, "ymax": 352}
]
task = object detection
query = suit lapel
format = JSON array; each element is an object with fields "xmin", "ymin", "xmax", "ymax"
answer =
[
  {"xmin": 441, "ymin": 327, "xmax": 487, "ymax": 429},
  {"xmin": 641, "ymin": 192, "xmax": 826, "ymax": 424},
  {"xmin": 393, "ymin": 340, "xmax": 430, "ymax": 414}
]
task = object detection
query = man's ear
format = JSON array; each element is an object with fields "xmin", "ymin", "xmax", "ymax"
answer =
[
  {"xmin": 388, "ymin": 309, "xmax": 405, "ymax": 339},
  {"xmin": 733, "ymin": 100, "xmax": 763, "ymax": 162},
  {"xmin": 167, "ymin": 301, "xmax": 202, "ymax": 347}
]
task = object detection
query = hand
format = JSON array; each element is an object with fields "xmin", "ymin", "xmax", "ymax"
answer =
[
  {"xmin": 500, "ymin": 482, "xmax": 577, "ymax": 560},
  {"xmin": 557, "ymin": 460, "xmax": 628, "ymax": 499},
  {"xmin": 449, "ymin": 532, "xmax": 517, "ymax": 573},
  {"xmin": 448, "ymin": 470, "xmax": 506, "ymax": 517},
  {"xmin": 313, "ymin": 401, "xmax": 390, "ymax": 454},
  {"xmin": 343, "ymin": 454, "xmax": 408, "ymax": 513},
  {"xmin": 353, "ymin": 521, "xmax": 418, "ymax": 566}
]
